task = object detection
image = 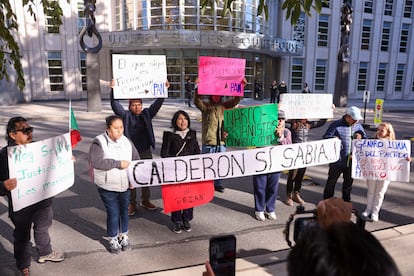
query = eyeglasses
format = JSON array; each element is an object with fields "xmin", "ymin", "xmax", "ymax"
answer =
[{"xmin": 14, "ymin": 127, "xmax": 33, "ymax": 135}]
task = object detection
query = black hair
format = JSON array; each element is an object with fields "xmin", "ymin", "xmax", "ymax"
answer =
[
  {"xmin": 288, "ymin": 222, "xmax": 401, "ymax": 276},
  {"xmin": 105, "ymin": 115, "xmax": 123, "ymax": 128},
  {"xmin": 171, "ymin": 110, "xmax": 190, "ymax": 131},
  {"xmin": 6, "ymin": 116, "xmax": 27, "ymax": 144}
]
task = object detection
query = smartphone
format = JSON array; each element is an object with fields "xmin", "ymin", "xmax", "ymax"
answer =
[{"xmin": 209, "ymin": 235, "xmax": 236, "ymax": 276}]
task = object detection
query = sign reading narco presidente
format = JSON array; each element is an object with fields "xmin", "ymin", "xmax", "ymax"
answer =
[{"xmin": 102, "ymin": 30, "xmax": 303, "ymax": 56}]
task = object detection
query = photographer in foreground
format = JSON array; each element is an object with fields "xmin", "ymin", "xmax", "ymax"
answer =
[
  {"xmin": 203, "ymin": 198, "xmax": 401, "ymax": 276},
  {"xmin": 287, "ymin": 198, "xmax": 401, "ymax": 276}
]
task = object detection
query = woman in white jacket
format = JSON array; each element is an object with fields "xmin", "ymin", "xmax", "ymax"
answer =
[
  {"xmin": 89, "ymin": 115, "xmax": 139, "ymax": 253},
  {"xmin": 362, "ymin": 122, "xmax": 411, "ymax": 222}
]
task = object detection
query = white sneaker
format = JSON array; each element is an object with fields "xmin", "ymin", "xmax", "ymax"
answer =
[
  {"xmin": 371, "ymin": 214, "xmax": 379, "ymax": 222},
  {"xmin": 265, "ymin": 212, "xmax": 277, "ymax": 220},
  {"xmin": 255, "ymin": 211, "xmax": 265, "ymax": 221}
]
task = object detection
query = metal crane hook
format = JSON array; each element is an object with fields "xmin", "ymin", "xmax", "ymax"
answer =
[{"xmin": 80, "ymin": 1, "xmax": 102, "ymax": 53}]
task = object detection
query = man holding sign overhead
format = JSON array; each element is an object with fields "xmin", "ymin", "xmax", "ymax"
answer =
[
  {"xmin": 111, "ymin": 54, "xmax": 170, "ymax": 215},
  {"xmin": 195, "ymin": 56, "xmax": 246, "ymax": 192}
]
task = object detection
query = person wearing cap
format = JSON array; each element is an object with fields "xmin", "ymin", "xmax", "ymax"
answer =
[
  {"xmin": 322, "ymin": 106, "xmax": 367, "ymax": 202},
  {"xmin": 110, "ymin": 79, "xmax": 170, "ymax": 215},
  {"xmin": 253, "ymin": 110, "xmax": 292, "ymax": 221}
]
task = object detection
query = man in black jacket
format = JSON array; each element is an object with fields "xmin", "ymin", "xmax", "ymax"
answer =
[{"xmin": 111, "ymin": 80, "xmax": 169, "ymax": 215}]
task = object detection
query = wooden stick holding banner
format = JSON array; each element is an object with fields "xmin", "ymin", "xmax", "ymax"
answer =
[
  {"xmin": 224, "ymin": 104, "xmax": 279, "ymax": 147},
  {"xmin": 112, "ymin": 54, "xmax": 168, "ymax": 99},
  {"xmin": 352, "ymin": 139, "xmax": 411, "ymax": 182},
  {"xmin": 128, "ymin": 138, "xmax": 341, "ymax": 187},
  {"xmin": 7, "ymin": 133, "xmax": 75, "ymax": 212},
  {"xmin": 197, "ymin": 56, "xmax": 245, "ymax": 96}
]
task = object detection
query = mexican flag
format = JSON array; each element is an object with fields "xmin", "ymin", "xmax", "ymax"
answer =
[{"xmin": 70, "ymin": 101, "xmax": 81, "ymax": 148}]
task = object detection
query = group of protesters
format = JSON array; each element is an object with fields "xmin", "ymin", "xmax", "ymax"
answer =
[{"xmin": 0, "ymin": 76, "xmax": 411, "ymax": 275}]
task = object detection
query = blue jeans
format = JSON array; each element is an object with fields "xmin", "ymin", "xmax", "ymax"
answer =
[
  {"xmin": 202, "ymin": 144, "xmax": 226, "ymax": 188},
  {"xmin": 253, "ymin": 172, "xmax": 281, "ymax": 213},
  {"xmin": 98, "ymin": 188, "xmax": 130, "ymax": 238}
]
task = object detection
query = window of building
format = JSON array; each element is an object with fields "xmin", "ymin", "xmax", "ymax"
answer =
[
  {"xmin": 293, "ymin": 13, "xmax": 305, "ymax": 44},
  {"xmin": 357, "ymin": 62, "xmax": 368, "ymax": 91},
  {"xmin": 150, "ymin": 0, "xmax": 164, "ymax": 29},
  {"xmin": 184, "ymin": 0, "xmax": 198, "ymax": 30},
  {"xmin": 165, "ymin": 0, "xmax": 180, "ymax": 30},
  {"xmin": 245, "ymin": 0, "xmax": 255, "ymax": 33},
  {"xmin": 412, "ymin": 76, "xmax": 414, "ymax": 92},
  {"xmin": 361, "ymin": 19, "xmax": 372, "ymax": 50},
  {"xmin": 317, "ymin": 14, "xmax": 329, "ymax": 47},
  {"xmin": 124, "ymin": 0, "xmax": 134, "ymax": 30},
  {"xmin": 216, "ymin": 1, "xmax": 231, "ymax": 31},
  {"xmin": 376, "ymin": 63, "xmax": 387, "ymax": 92},
  {"xmin": 136, "ymin": 0, "xmax": 149, "ymax": 30},
  {"xmin": 404, "ymin": 0, "xmax": 413, "ymax": 17},
  {"xmin": 315, "ymin": 59, "xmax": 327, "ymax": 91},
  {"xmin": 364, "ymin": 0, "xmax": 374, "ymax": 13},
  {"xmin": 400, "ymin": 24, "xmax": 410, "ymax": 53},
  {"xmin": 291, "ymin": 58, "xmax": 303, "ymax": 91},
  {"xmin": 381, "ymin": 21, "xmax": 391, "ymax": 52},
  {"xmin": 115, "ymin": 0, "xmax": 121, "ymax": 30},
  {"xmin": 322, "ymin": 0, "xmax": 330, "ymax": 8},
  {"xmin": 77, "ymin": 0, "xmax": 85, "ymax": 33},
  {"xmin": 384, "ymin": 0, "xmax": 393, "ymax": 16},
  {"xmin": 395, "ymin": 64, "xmax": 405, "ymax": 92},
  {"xmin": 47, "ymin": 51, "xmax": 64, "ymax": 92},
  {"xmin": 79, "ymin": 52, "xmax": 87, "ymax": 91},
  {"xmin": 45, "ymin": 0, "xmax": 60, "ymax": 33}
]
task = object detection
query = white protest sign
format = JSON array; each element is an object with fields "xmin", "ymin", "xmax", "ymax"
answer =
[
  {"xmin": 112, "ymin": 54, "xmax": 168, "ymax": 99},
  {"xmin": 8, "ymin": 133, "xmax": 75, "ymax": 211},
  {"xmin": 128, "ymin": 138, "xmax": 340, "ymax": 187},
  {"xmin": 352, "ymin": 139, "xmax": 411, "ymax": 182},
  {"xmin": 278, "ymin": 94, "xmax": 333, "ymax": 119}
]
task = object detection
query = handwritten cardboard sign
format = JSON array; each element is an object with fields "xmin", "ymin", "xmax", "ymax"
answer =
[
  {"xmin": 112, "ymin": 54, "xmax": 168, "ymax": 99},
  {"xmin": 8, "ymin": 133, "xmax": 74, "ymax": 211},
  {"xmin": 161, "ymin": 180, "xmax": 214, "ymax": 213},
  {"xmin": 224, "ymin": 104, "xmax": 279, "ymax": 147},
  {"xmin": 278, "ymin": 94, "xmax": 333, "ymax": 119},
  {"xmin": 128, "ymin": 138, "xmax": 340, "ymax": 187},
  {"xmin": 197, "ymin": 56, "xmax": 245, "ymax": 96},
  {"xmin": 352, "ymin": 139, "xmax": 411, "ymax": 182}
]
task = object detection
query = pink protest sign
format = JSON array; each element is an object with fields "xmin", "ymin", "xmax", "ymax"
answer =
[{"xmin": 197, "ymin": 56, "xmax": 245, "ymax": 96}]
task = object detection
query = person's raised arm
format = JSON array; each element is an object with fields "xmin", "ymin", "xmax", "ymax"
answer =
[{"xmin": 109, "ymin": 79, "xmax": 127, "ymax": 117}]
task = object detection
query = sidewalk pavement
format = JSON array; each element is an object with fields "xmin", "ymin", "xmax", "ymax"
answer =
[
  {"xmin": 142, "ymin": 223, "xmax": 414, "ymax": 276},
  {"xmin": 0, "ymin": 97, "xmax": 413, "ymax": 275}
]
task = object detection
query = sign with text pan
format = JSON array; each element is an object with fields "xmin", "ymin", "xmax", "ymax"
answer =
[
  {"xmin": 197, "ymin": 56, "xmax": 245, "ymax": 96},
  {"xmin": 112, "ymin": 54, "xmax": 168, "ymax": 99}
]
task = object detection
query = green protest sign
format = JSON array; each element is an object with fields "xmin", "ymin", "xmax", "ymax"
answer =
[{"xmin": 224, "ymin": 104, "xmax": 279, "ymax": 147}]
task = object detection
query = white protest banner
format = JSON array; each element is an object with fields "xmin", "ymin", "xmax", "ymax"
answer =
[
  {"xmin": 8, "ymin": 133, "xmax": 75, "ymax": 211},
  {"xmin": 352, "ymin": 139, "xmax": 411, "ymax": 182},
  {"xmin": 278, "ymin": 94, "xmax": 333, "ymax": 119},
  {"xmin": 128, "ymin": 138, "xmax": 340, "ymax": 187},
  {"xmin": 112, "ymin": 54, "xmax": 168, "ymax": 99}
]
